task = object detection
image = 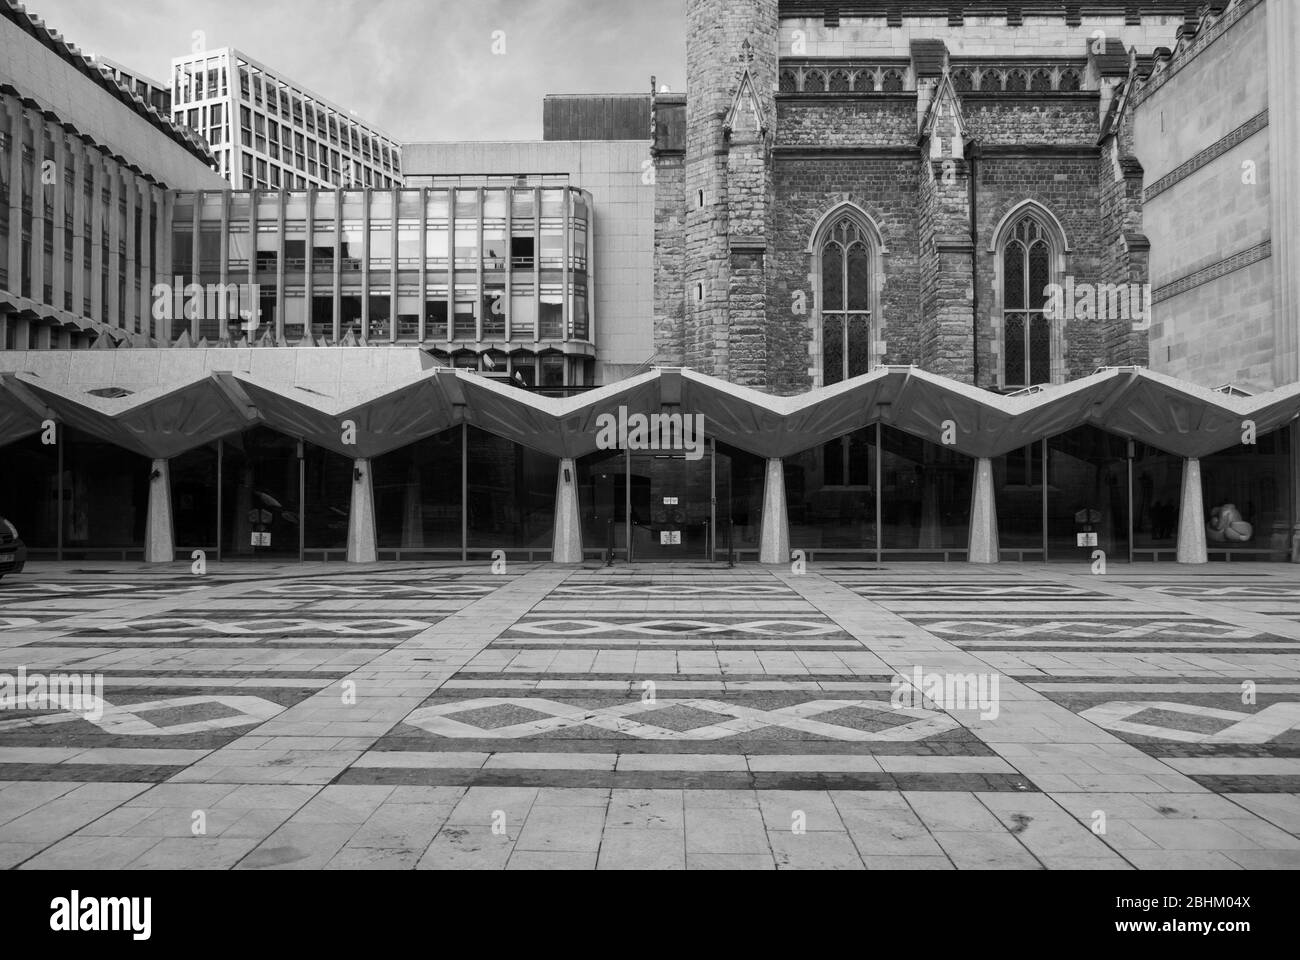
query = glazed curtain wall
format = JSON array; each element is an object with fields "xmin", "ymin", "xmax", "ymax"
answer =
[
  {"xmin": 0, "ymin": 428, "xmax": 149, "ymax": 559},
  {"xmin": 575, "ymin": 440, "xmax": 766, "ymax": 562},
  {"xmin": 168, "ymin": 426, "xmax": 353, "ymax": 561},
  {"xmin": 373, "ymin": 426, "xmax": 558, "ymax": 559},
  {"xmin": 1132, "ymin": 430, "xmax": 1294, "ymax": 560},
  {"xmin": 175, "ymin": 425, "xmax": 558, "ymax": 561},
  {"xmin": 785, "ymin": 426, "xmax": 973, "ymax": 559}
]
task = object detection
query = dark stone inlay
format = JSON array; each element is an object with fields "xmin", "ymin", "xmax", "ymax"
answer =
[
  {"xmin": 369, "ymin": 732, "xmax": 989, "ymax": 756},
  {"xmin": 1187, "ymin": 774, "xmax": 1300, "ymax": 794},
  {"xmin": 332, "ymin": 768, "xmax": 1037, "ymax": 792},
  {"xmin": 0, "ymin": 763, "xmax": 180, "ymax": 783}
]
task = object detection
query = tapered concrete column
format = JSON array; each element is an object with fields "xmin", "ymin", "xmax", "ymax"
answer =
[
  {"xmin": 552, "ymin": 458, "xmax": 583, "ymax": 564},
  {"xmin": 144, "ymin": 460, "xmax": 174, "ymax": 564},
  {"xmin": 759, "ymin": 458, "xmax": 790, "ymax": 566},
  {"xmin": 1177, "ymin": 457, "xmax": 1208, "ymax": 565},
  {"xmin": 347, "ymin": 458, "xmax": 377, "ymax": 564},
  {"xmin": 968, "ymin": 457, "xmax": 999, "ymax": 564}
]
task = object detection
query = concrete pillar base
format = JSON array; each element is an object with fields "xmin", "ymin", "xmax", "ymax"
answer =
[
  {"xmin": 1177, "ymin": 457, "xmax": 1208, "ymax": 564},
  {"xmin": 144, "ymin": 459, "xmax": 174, "ymax": 564},
  {"xmin": 347, "ymin": 458, "xmax": 377, "ymax": 564},
  {"xmin": 759, "ymin": 458, "xmax": 790, "ymax": 566},
  {"xmin": 553, "ymin": 458, "xmax": 583, "ymax": 564},
  {"xmin": 968, "ymin": 457, "xmax": 999, "ymax": 564}
]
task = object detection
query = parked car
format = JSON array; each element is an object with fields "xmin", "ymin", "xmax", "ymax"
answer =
[{"xmin": 0, "ymin": 516, "xmax": 27, "ymax": 580}]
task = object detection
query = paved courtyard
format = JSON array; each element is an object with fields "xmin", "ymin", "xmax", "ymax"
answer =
[{"xmin": 1, "ymin": 560, "xmax": 1299, "ymax": 870}]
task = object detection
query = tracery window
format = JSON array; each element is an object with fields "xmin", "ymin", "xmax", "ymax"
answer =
[
  {"xmin": 819, "ymin": 215, "xmax": 875, "ymax": 385},
  {"xmin": 1000, "ymin": 214, "xmax": 1056, "ymax": 389}
]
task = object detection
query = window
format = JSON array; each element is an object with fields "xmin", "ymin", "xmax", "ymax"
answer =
[
  {"xmin": 999, "ymin": 210, "xmax": 1060, "ymax": 390},
  {"xmin": 816, "ymin": 212, "xmax": 876, "ymax": 386}
]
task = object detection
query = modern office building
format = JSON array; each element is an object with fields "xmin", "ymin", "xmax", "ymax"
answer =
[
  {"xmin": 171, "ymin": 47, "xmax": 402, "ymax": 190},
  {"xmin": 92, "ymin": 56, "xmax": 172, "ymax": 116},
  {"xmin": 1, "ymin": 0, "xmax": 227, "ymax": 350},
  {"xmin": 1, "ymin": 0, "xmax": 1298, "ymax": 569},
  {"xmin": 402, "ymin": 133, "xmax": 656, "ymax": 385},
  {"xmin": 164, "ymin": 183, "xmax": 597, "ymax": 388}
]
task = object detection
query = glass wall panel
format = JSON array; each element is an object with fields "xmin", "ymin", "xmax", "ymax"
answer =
[
  {"xmin": 880, "ymin": 427, "xmax": 972, "ymax": 552},
  {"xmin": 786, "ymin": 428, "xmax": 877, "ymax": 553},
  {"xmin": 1202, "ymin": 428, "xmax": 1294, "ymax": 558},
  {"xmin": 466, "ymin": 428, "xmax": 556, "ymax": 553},
  {"xmin": 994, "ymin": 442, "xmax": 1043, "ymax": 553},
  {"xmin": 374, "ymin": 430, "xmax": 463, "ymax": 552},
  {"xmin": 1046, "ymin": 427, "xmax": 1129, "ymax": 561},
  {"xmin": 717, "ymin": 442, "xmax": 767, "ymax": 559},
  {"xmin": 0, "ymin": 434, "xmax": 59, "ymax": 551},
  {"xmin": 577, "ymin": 449, "xmax": 629, "ymax": 560},
  {"xmin": 304, "ymin": 443, "xmax": 351, "ymax": 552},
  {"xmin": 172, "ymin": 443, "xmax": 219, "ymax": 551},
  {"xmin": 1132, "ymin": 443, "xmax": 1181, "ymax": 553},
  {"xmin": 62, "ymin": 429, "xmax": 149, "ymax": 554},
  {"xmin": 220, "ymin": 427, "xmax": 301, "ymax": 560}
]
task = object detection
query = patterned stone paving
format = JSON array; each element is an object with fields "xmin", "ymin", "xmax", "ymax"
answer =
[{"xmin": 1, "ymin": 561, "xmax": 1300, "ymax": 869}]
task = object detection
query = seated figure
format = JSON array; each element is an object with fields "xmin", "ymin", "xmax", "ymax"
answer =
[{"xmin": 1207, "ymin": 504, "xmax": 1253, "ymax": 543}]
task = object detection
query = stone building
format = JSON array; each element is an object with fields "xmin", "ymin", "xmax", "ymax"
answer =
[{"xmin": 651, "ymin": 0, "xmax": 1223, "ymax": 395}]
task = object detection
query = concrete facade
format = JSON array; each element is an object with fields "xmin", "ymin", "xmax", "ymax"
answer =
[{"xmin": 403, "ymin": 141, "xmax": 656, "ymax": 384}]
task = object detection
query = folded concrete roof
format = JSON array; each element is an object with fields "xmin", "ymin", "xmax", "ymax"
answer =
[{"xmin": 0, "ymin": 351, "xmax": 1294, "ymax": 462}]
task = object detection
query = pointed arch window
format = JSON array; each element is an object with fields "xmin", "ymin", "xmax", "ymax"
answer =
[
  {"xmin": 818, "ymin": 215, "xmax": 875, "ymax": 386},
  {"xmin": 1000, "ymin": 214, "xmax": 1056, "ymax": 389}
]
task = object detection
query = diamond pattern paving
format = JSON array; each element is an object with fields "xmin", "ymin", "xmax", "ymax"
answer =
[{"xmin": 2, "ymin": 560, "xmax": 1300, "ymax": 870}]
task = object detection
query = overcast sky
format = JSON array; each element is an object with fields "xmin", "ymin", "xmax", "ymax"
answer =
[{"xmin": 32, "ymin": 0, "xmax": 686, "ymax": 141}]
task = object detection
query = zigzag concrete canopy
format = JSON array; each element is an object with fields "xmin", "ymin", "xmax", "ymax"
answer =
[
  {"xmin": 0, "ymin": 373, "xmax": 48, "ymax": 446},
  {"xmin": 233, "ymin": 368, "xmax": 462, "ymax": 459},
  {"xmin": 0, "ymin": 349, "xmax": 1297, "ymax": 462},
  {"xmin": 10, "ymin": 371, "xmax": 255, "ymax": 459}
]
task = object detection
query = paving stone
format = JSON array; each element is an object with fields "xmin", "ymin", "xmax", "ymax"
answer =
[{"xmin": 5, "ymin": 563, "xmax": 1300, "ymax": 869}]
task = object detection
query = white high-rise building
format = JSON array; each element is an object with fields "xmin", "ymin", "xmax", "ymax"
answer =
[{"xmin": 170, "ymin": 47, "xmax": 402, "ymax": 190}]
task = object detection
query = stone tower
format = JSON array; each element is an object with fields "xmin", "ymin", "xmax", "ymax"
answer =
[{"xmin": 682, "ymin": 0, "xmax": 778, "ymax": 385}]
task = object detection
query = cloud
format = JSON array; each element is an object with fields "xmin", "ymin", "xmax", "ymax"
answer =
[{"xmin": 27, "ymin": 0, "xmax": 685, "ymax": 140}]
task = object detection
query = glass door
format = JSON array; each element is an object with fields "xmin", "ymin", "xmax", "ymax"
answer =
[
  {"xmin": 628, "ymin": 449, "xmax": 714, "ymax": 561},
  {"xmin": 220, "ymin": 427, "xmax": 303, "ymax": 561}
]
